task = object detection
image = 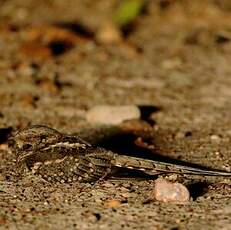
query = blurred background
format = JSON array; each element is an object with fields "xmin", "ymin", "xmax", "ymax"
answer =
[{"xmin": 1, "ymin": 0, "xmax": 231, "ymax": 132}]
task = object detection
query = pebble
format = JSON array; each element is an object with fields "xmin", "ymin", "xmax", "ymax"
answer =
[
  {"xmin": 0, "ymin": 144, "xmax": 8, "ymax": 151},
  {"xmin": 105, "ymin": 199, "xmax": 121, "ymax": 208},
  {"xmin": 152, "ymin": 178, "xmax": 190, "ymax": 203},
  {"xmin": 96, "ymin": 22, "xmax": 122, "ymax": 44},
  {"xmin": 86, "ymin": 105, "xmax": 141, "ymax": 125},
  {"xmin": 210, "ymin": 134, "xmax": 221, "ymax": 142}
]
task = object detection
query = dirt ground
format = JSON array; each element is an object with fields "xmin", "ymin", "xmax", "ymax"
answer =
[{"xmin": 0, "ymin": 0, "xmax": 231, "ymax": 229}]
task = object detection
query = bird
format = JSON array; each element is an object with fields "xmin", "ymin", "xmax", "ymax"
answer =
[{"xmin": 9, "ymin": 125, "xmax": 231, "ymax": 183}]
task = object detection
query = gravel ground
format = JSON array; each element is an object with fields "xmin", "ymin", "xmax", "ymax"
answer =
[{"xmin": 0, "ymin": 1, "xmax": 231, "ymax": 229}]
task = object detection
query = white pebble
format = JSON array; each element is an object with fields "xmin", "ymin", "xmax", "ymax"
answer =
[
  {"xmin": 86, "ymin": 105, "xmax": 140, "ymax": 125},
  {"xmin": 96, "ymin": 22, "xmax": 122, "ymax": 44},
  {"xmin": 210, "ymin": 134, "xmax": 221, "ymax": 142},
  {"xmin": 152, "ymin": 178, "xmax": 190, "ymax": 203}
]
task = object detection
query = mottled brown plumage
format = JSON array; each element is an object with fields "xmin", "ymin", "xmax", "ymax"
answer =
[{"xmin": 9, "ymin": 125, "xmax": 231, "ymax": 183}]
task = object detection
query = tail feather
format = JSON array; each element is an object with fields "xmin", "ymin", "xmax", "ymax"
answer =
[{"xmin": 112, "ymin": 154, "xmax": 231, "ymax": 177}]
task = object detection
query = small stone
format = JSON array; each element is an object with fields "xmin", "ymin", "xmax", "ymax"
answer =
[
  {"xmin": 175, "ymin": 132, "xmax": 185, "ymax": 139},
  {"xmin": 121, "ymin": 192, "xmax": 131, "ymax": 198},
  {"xmin": 152, "ymin": 178, "xmax": 190, "ymax": 203},
  {"xmin": 175, "ymin": 131, "xmax": 192, "ymax": 139},
  {"xmin": 86, "ymin": 105, "xmax": 141, "ymax": 125},
  {"xmin": 105, "ymin": 199, "xmax": 121, "ymax": 208},
  {"xmin": 94, "ymin": 198, "xmax": 103, "ymax": 204},
  {"xmin": 0, "ymin": 144, "xmax": 8, "ymax": 151},
  {"xmin": 210, "ymin": 134, "xmax": 221, "ymax": 142},
  {"xmin": 96, "ymin": 22, "xmax": 122, "ymax": 44}
]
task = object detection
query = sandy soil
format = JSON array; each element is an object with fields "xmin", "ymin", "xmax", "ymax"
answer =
[{"xmin": 0, "ymin": 0, "xmax": 231, "ymax": 229}]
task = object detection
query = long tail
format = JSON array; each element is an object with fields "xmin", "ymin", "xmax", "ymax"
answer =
[{"xmin": 112, "ymin": 154, "xmax": 231, "ymax": 176}]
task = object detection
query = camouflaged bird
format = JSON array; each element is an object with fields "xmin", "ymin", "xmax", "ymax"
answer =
[{"xmin": 9, "ymin": 125, "xmax": 231, "ymax": 183}]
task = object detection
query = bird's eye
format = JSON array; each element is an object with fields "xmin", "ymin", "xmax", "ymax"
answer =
[{"xmin": 22, "ymin": 144, "xmax": 32, "ymax": 150}]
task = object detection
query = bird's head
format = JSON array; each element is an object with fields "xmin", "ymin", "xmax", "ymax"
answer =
[
  {"xmin": 9, "ymin": 124, "xmax": 91, "ymax": 170},
  {"xmin": 9, "ymin": 125, "xmax": 63, "ymax": 164}
]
